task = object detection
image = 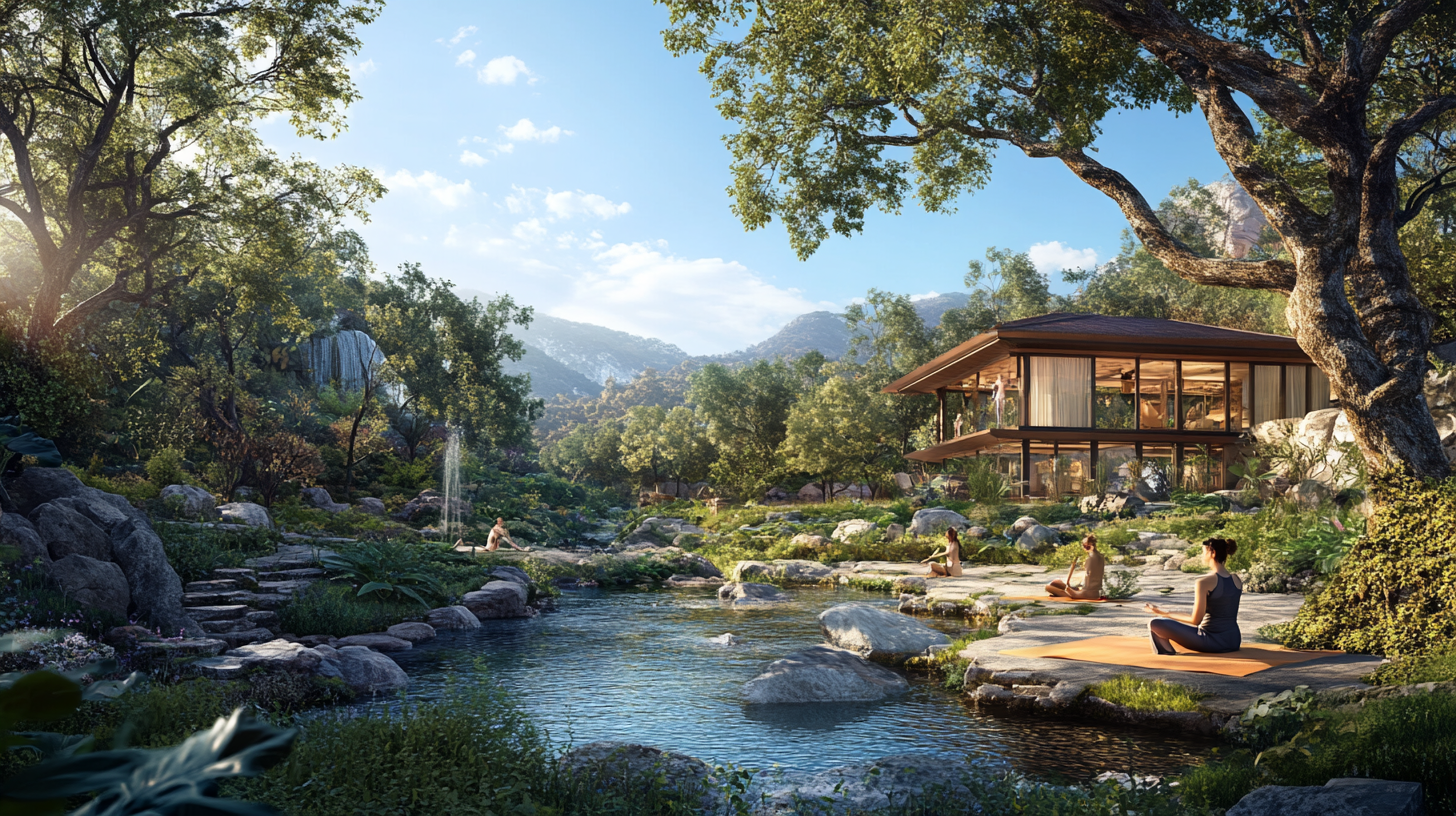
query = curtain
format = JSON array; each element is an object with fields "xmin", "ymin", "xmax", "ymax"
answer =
[
  {"xmin": 1310, "ymin": 367, "xmax": 1332, "ymax": 410},
  {"xmin": 1029, "ymin": 357, "xmax": 1092, "ymax": 426},
  {"xmin": 1285, "ymin": 366, "xmax": 1308, "ymax": 418},
  {"xmin": 1253, "ymin": 365, "xmax": 1282, "ymax": 425}
]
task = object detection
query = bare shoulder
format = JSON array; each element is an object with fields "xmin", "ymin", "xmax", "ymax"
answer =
[{"xmin": 1194, "ymin": 572, "xmax": 1219, "ymax": 589}]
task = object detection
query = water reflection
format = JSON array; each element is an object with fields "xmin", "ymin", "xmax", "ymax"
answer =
[{"xmin": 372, "ymin": 586, "xmax": 1214, "ymax": 779}]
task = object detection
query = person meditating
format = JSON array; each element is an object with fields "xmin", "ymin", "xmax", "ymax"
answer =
[
  {"xmin": 1143, "ymin": 537, "xmax": 1242, "ymax": 654},
  {"xmin": 1045, "ymin": 534, "xmax": 1104, "ymax": 599},
  {"xmin": 456, "ymin": 517, "xmax": 532, "ymax": 553},
  {"xmin": 921, "ymin": 528, "xmax": 963, "ymax": 577}
]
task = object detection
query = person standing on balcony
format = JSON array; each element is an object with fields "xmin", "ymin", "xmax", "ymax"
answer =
[{"xmin": 992, "ymin": 375, "xmax": 1006, "ymax": 427}]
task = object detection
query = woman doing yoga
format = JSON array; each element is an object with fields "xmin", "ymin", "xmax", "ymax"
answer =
[{"xmin": 1142, "ymin": 537, "xmax": 1242, "ymax": 655}]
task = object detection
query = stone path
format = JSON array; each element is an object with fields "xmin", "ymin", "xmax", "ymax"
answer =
[
  {"xmin": 839, "ymin": 559, "xmax": 1384, "ymax": 713},
  {"xmin": 179, "ymin": 544, "xmax": 337, "ymax": 648}
]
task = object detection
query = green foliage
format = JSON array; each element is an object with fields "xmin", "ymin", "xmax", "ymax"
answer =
[
  {"xmin": 1256, "ymin": 622, "xmax": 1294, "ymax": 645},
  {"xmin": 320, "ymin": 541, "xmax": 449, "ymax": 607},
  {"xmin": 1286, "ymin": 475, "xmax": 1456, "ymax": 656},
  {"xmin": 277, "ymin": 582, "xmax": 422, "ymax": 637},
  {"xmin": 779, "ymin": 374, "xmax": 898, "ymax": 497},
  {"xmin": 689, "ymin": 360, "xmax": 799, "ymax": 500},
  {"xmin": 1088, "ymin": 674, "xmax": 1205, "ymax": 713},
  {"xmin": 1103, "ymin": 570, "xmax": 1141, "ymax": 600},
  {"xmin": 1039, "ymin": 539, "xmax": 1116, "ymax": 569},
  {"xmin": 1181, "ymin": 692, "xmax": 1456, "ymax": 816},
  {"xmin": 620, "ymin": 404, "xmax": 715, "ymax": 488},
  {"xmin": 144, "ymin": 448, "xmax": 189, "ymax": 488},
  {"xmin": 158, "ymin": 525, "xmax": 277, "ymax": 585},
  {"xmin": 1364, "ymin": 643, "xmax": 1456, "ymax": 686}
]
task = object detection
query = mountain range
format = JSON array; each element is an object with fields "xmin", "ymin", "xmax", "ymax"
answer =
[{"xmin": 461, "ymin": 288, "xmax": 971, "ymax": 399}]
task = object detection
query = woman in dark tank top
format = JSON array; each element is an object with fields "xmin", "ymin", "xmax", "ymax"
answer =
[{"xmin": 1142, "ymin": 537, "xmax": 1243, "ymax": 655}]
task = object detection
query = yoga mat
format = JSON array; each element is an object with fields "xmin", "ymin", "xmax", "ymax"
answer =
[
  {"xmin": 998, "ymin": 635, "xmax": 1343, "ymax": 677},
  {"xmin": 996, "ymin": 595, "xmax": 1132, "ymax": 604}
]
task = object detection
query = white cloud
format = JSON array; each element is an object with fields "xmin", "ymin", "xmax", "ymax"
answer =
[
  {"xmin": 545, "ymin": 190, "xmax": 629, "ymax": 219},
  {"xmin": 551, "ymin": 242, "xmax": 837, "ymax": 355},
  {"xmin": 478, "ymin": 55, "xmax": 536, "ymax": 85},
  {"xmin": 1028, "ymin": 241, "xmax": 1098, "ymax": 275},
  {"xmin": 455, "ymin": 49, "xmax": 475, "ymax": 66},
  {"xmin": 448, "ymin": 25, "xmax": 476, "ymax": 45},
  {"xmin": 512, "ymin": 218, "xmax": 547, "ymax": 241},
  {"xmin": 499, "ymin": 118, "xmax": 572, "ymax": 143},
  {"xmin": 351, "ymin": 58, "xmax": 376, "ymax": 75},
  {"xmin": 459, "ymin": 150, "xmax": 487, "ymax": 167},
  {"xmin": 909, "ymin": 291, "xmax": 941, "ymax": 301},
  {"xmin": 386, "ymin": 169, "xmax": 475, "ymax": 209}
]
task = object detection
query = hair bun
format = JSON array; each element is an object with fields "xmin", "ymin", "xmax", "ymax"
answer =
[{"xmin": 1205, "ymin": 537, "xmax": 1238, "ymax": 562}]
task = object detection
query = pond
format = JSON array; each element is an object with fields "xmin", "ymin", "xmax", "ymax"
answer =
[{"xmin": 380, "ymin": 586, "xmax": 1215, "ymax": 779}]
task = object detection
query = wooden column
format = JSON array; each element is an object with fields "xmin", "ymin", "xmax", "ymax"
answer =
[
  {"xmin": 1134, "ymin": 358, "xmax": 1142, "ymax": 431},
  {"xmin": 936, "ymin": 388, "xmax": 947, "ymax": 444},
  {"xmin": 1175, "ymin": 360, "xmax": 1184, "ymax": 431},
  {"xmin": 1020, "ymin": 437, "xmax": 1031, "ymax": 500},
  {"xmin": 1223, "ymin": 362, "xmax": 1232, "ymax": 431}
]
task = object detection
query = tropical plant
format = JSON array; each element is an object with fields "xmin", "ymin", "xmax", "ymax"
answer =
[
  {"xmin": 320, "ymin": 542, "xmax": 446, "ymax": 608},
  {"xmin": 0, "ymin": 414, "xmax": 63, "ymax": 509}
]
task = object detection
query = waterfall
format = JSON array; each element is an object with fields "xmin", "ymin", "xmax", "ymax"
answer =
[
  {"xmin": 441, "ymin": 426, "xmax": 463, "ymax": 543},
  {"xmin": 303, "ymin": 330, "xmax": 387, "ymax": 392}
]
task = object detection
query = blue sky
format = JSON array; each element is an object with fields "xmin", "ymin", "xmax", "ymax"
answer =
[{"xmin": 260, "ymin": 1, "xmax": 1234, "ymax": 355}]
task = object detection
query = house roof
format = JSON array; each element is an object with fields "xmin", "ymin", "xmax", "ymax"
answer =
[{"xmin": 884, "ymin": 312, "xmax": 1307, "ymax": 395}]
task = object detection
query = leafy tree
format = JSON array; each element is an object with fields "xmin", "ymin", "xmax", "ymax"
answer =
[
  {"xmin": 618, "ymin": 405, "xmax": 716, "ymax": 489},
  {"xmin": 845, "ymin": 290, "xmax": 938, "ymax": 453},
  {"xmin": 620, "ymin": 405, "xmax": 671, "ymax": 487},
  {"xmin": 780, "ymin": 373, "xmax": 897, "ymax": 501},
  {"xmin": 663, "ymin": 0, "xmax": 1456, "ymax": 478},
  {"xmin": 0, "ymin": 0, "xmax": 383, "ymax": 346},
  {"xmin": 366, "ymin": 264, "xmax": 541, "ymax": 451},
  {"xmin": 688, "ymin": 359, "xmax": 799, "ymax": 498}
]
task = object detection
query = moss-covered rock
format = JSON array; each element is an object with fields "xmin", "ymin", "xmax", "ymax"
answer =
[{"xmin": 1285, "ymin": 475, "xmax": 1456, "ymax": 656}]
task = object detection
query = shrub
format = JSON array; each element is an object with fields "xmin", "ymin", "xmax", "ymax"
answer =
[
  {"xmin": 158, "ymin": 525, "xmax": 276, "ymax": 584},
  {"xmin": 1088, "ymin": 674, "xmax": 1205, "ymax": 712},
  {"xmin": 145, "ymin": 447, "xmax": 188, "ymax": 487},
  {"xmin": 1364, "ymin": 643, "xmax": 1456, "ymax": 685},
  {"xmin": 277, "ymin": 582, "xmax": 421, "ymax": 637},
  {"xmin": 1286, "ymin": 475, "xmax": 1456, "ymax": 656},
  {"xmin": 320, "ymin": 540, "xmax": 448, "ymax": 607},
  {"xmin": 1103, "ymin": 570, "xmax": 1140, "ymax": 600}
]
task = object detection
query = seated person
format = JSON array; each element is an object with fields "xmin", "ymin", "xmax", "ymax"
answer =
[
  {"xmin": 457, "ymin": 517, "xmax": 533, "ymax": 553},
  {"xmin": 1044, "ymin": 535, "xmax": 1104, "ymax": 599},
  {"xmin": 921, "ymin": 528, "xmax": 963, "ymax": 577},
  {"xmin": 1143, "ymin": 538, "xmax": 1242, "ymax": 654}
]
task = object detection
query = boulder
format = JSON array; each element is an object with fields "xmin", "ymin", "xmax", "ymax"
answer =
[
  {"xmin": 159, "ymin": 485, "xmax": 217, "ymax": 520},
  {"xmin": 217, "ymin": 502, "xmax": 273, "ymax": 529},
  {"xmin": 817, "ymin": 603, "xmax": 949, "ymax": 664},
  {"xmin": 884, "ymin": 522, "xmax": 905, "ymax": 541},
  {"xmin": 1006, "ymin": 516, "xmax": 1041, "ymax": 536},
  {"xmin": 30, "ymin": 503, "xmax": 112, "ymax": 562},
  {"xmin": 48, "ymin": 554, "xmax": 130, "ymax": 619},
  {"xmin": 760, "ymin": 755, "xmax": 986, "ymax": 815},
  {"xmin": 731, "ymin": 559, "xmax": 831, "ymax": 583},
  {"xmin": 1286, "ymin": 479, "xmax": 1333, "ymax": 509},
  {"xmin": 52, "ymin": 490, "xmax": 133, "ymax": 532},
  {"xmin": 426, "ymin": 605, "xmax": 481, "ymax": 630},
  {"xmin": 300, "ymin": 487, "xmax": 349, "ymax": 513},
  {"xmin": 717, "ymin": 582, "xmax": 792, "ymax": 606},
  {"xmin": 0, "ymin": 467, "xmax": 88, "ymax": 515},
  {"xmin": 558, "ymin": 742, "xmax": 716, "ymax": 811},
  {"xmin": 966, "ymin": 526, "xmax": 989, "ymax": 538},
  {"xmin": 333, "ymin": 645, "xmax": 410, "ymax": 694},
  {"xmin": 462, "ymin": 581, "xmax": 534, "ymax": 619},
  {"xmin": 0, "ymin": 513, "xmax": 48, "ymax": 565},
  {"xmin": 356, "ymin": 497, "xmax": 387, "ymax": 516},
  {"xmin": 336, "ymin": 633, "xmax": 413, "ymax": 653},
  {"xmin": 831, "ymin": 519, "xmax": 878, "ymax": 541},
  {"xmin": 909, "ymin": 508, "xmax": 971, "ymax": 537},
  {"xmin": 195, "ymin": 639, "xmax": 325, "ymax": 677},
  {"xmin": 391, "ymin": 488, "xmax": 470, "ymax": 523},
  {"xmin": 665, "ymin": 575, "xmax": 724, "ymax": 588},
  {"xmin": 1015, "ymin": 524, "xmax": 1061, "ymax": 551},
  {"xmin": 797, "ymin": 483, "xmax": 825, "ymax": 502},
  {"xmin": 743, "ymin": 645, "xmax": 910, "ymax": 703},
  {"xmin": 731, "ymin": 560, "xmax": 773, "ymax": 581},
  {"xmin": 110, "ymin": 519, "xmax": 197, "ymax": 635},
  {"xmin": 487, "ymin": 565, "xmax": 532, "ymax": 585},
  {"xmin": 1226, "ymin": 778, "xmax": 1423, "ymax": 816},
  {"xmin": 790, "ymin": 533, "xmax": 833, "ymax": 548},
  {"xmin": 657, "ymin": 550, "xmax": 722, "ymax": 578},
  {"xmin": 891, "ymin": 576, "xmax": 927, "ymax": 594}
]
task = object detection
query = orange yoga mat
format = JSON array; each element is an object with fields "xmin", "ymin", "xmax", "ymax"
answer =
[
  {"xmin": 998, "ymin": 635, "xmax": 1344, "ymax": 677},
  {"xmin": 996, "ymin": 595, "xmax": 1132, "ymax": 604}
]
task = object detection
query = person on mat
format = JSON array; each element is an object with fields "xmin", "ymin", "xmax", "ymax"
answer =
[
  {"xmin": 1044, "ymin": 534, "xmax": 1104, "ymax": 599},
  {"xmin": 1143, "ymin": 537, "xmax": 1242, "ymax": 654},
  {"xmin": 458, "ymin": 518, "xmax": 532, "ymax": 553},
  {"xmin": 921, "ymin": 528, "xmax": 963, "ymax": 577}
]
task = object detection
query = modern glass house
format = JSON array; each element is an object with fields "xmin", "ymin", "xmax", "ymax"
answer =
[{"xmin": 883, "ymin": 313, "xmax": 1330, "ymax": 499}]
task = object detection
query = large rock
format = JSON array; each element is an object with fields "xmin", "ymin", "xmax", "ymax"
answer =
[
  {"xmin": 355, "ymin": 497, "xmax": 386, "ymax": 516},
  {"xmin": 217, "ymin": 502, "xmax": 272, "ymax": 529},
  {"xmin": 110, "ymin": 518, "xmax": 197, "ymax": 635},
  {"xmin": 1226, "ymin": 778, "xmax": 1423, "ymax": 816},
  {"xmin": 908, "ymin": 508, "xmax": 970, "ymax": 537},
  {"xmin": 0, "ymin": 513, "xmax": 48, "ymax": 565},
  {"xmin": 462, "ymin": 581, "xmax": 534, "ymax": 619},
  {"xmin": 333, "ymin": 645, "xmax": 409, "ymax": 694},
  {"xmin": 1015, "ymin": 524, "xmax": 1061, "ymax": 551},
  {"xmin": 790, "ymin": 532, "xmax": 833, "ymax": 549},
  {"xmin": 558, "ymin": 742, "xmax": 716, "ymax": 811},
  {"xmin": 385, "ymin": 622, "xmax": 436, "ymax": 643},
  {"xmin": 760, "ymin": 755, "xmax": 987, "ymax": 815},
  {"xmin": 426, "ymin": 605, "xmax": 482, "ymax": 630},
  {"xmin": 300, "ymin": 487, "xmax": 349, "ymax": 513},
  {"xmin": 159, "ymin": 485, "xmax": 217, "ymax": 520},
  {"xmin": 743, "ymin": 645, "xmax": 909, "ymax": 704},
  {"xmin": 391, "ymin": 488, "xmax": 470, "ymax": 523},
  {"xmin": 0, "ymin": 467, "xmax": 88, "ymax": 515},
  {"xmin": 1006, "ymin": 516, "xmax": 1041, "ymax": 536},
  {"xmin": 831, "ymin": 519, "xmax": 878, "ymax": 541},
  {"xmin": 336, "ymin": 633, "xmax": 413, "ymax": 652},
  {"xmin": 731, "ymin": 559, "xmax": 832, "ymax": 583},
  {"xmin": 717, "ymin": 582, "xmax": 792, "ymax": 606},
  {"xmin": 1286, "ymin": 479, "xmax": 1332, "ymax": 509},
  {"xmin": 818, "ymin": 603, "xmax": 949, "ymax": 664},
  {"xmin": 30, "ymin": 503, "xmax": 112, "ymax": 561},
  {"xmin": 226, "ymin": 639, "xmax": 325, "ymax": 672},
  {"xmin": 487, "ymin": 565, "xmax": 531, "ymax": 585},
  {"xmin": 48, "ymin": 554, "xmax": 130, "ymax": 618}
]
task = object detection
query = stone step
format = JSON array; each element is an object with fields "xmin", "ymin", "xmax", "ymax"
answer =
[
  {"xmin": 199, "ymin": 618, "xmax": 252, "ymax": 635},
  {"xmin": 183, "ymin": 591, "xmax": 238, "ymax": 606},
  {"xmin": 256, "ymin": 580, "xmax": 314, "ymax": 595},
  {"xmin": 224, "ymin": 591, "xmax": 290, "ymax": 610},
  {"xmin": 256, "ymin": 568, "xmax": 325, "ymax": 581},
  {"xmin": 133, "ymin": 638, "xmax": 228, "ymax": 663},
  {"xmin": 245, "ymin": 610, "xmax": 281, "ymax": 629},
  {"xmin": 185, "ymin": 579, "xmax": 239, "ymax": 593},
  {"xmin": 211, "ymin": 628, "xmax": 275, "ymax": 649},
  {"xmin": 184, "ymin": 604, "xmax": 251, "ymax": 622},
  {"xmin": 211, "ymin": 568, "xmax": 259, "ymax": 588}
]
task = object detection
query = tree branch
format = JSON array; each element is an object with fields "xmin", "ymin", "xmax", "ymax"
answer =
[{"xmin": 49, "ymin": 264, "xmax": 199, "ymax": 339}]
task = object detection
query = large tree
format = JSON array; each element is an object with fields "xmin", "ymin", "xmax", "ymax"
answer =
[
  {"xmin": 663, "ymin": 0, "xmax": 1456, "ymax": 478},
  {"xmin": 0, "ymin": 0, "xmax": 381, "ymax": 345}
]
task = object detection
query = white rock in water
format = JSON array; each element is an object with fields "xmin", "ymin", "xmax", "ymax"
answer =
[
  {"xmin": 743, "ymin": 645, "xmax": 909, "ymax": 704},
  {"xmin": 707, "ymin": 633, "xmax": 741, "ymax": 646},
  {"xmin": 818, "ymin": 602, "xmax": 949, "ymax": 664}
]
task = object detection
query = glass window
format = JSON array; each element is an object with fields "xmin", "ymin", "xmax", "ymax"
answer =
[
  {"xmin": 1138, "ymin": 360, "xmax": 1177, "ymax": 429},
  {"xmin": 979, "ymin": 443, "xmax": 1024, "ymax": 499},
  {"xmin": 1180, "ymin": 361, "xmax": 1226, "ymax": 430},
  {"xmin": 1095, "ymin": 358, "xmax": 1137, "ymax": 429},
  {"xmin": 1253, "ymin": 364, "xmax": 1282, "ymax": 425},
  {"xmin": 1055, "ymin": 444, "xmax": 1092, "ymax": 497},
  {"xmin": 1028, "ymin": 449, "xmax": 1053, "ymax": 499},
  {"xmin": 1229, "ymin": 363, "xmax": 1250, "ymax": 431},
  {"xmin": 1139, "ymin": 445, "xmax": 1174, "ymax": 501},
  {"xmin": 1098, "ymin": 445, "xmax": 1137, "ymax": 495},
  {"xmin": 974, "ymin": 358, "xmax": 1020, "ymax": 430},
  {"xmin": 1311, "ymin": 366, "xmax": 1333, "ymax": 410},
  {"xmin": 1029, "ymin": 356, "xmax": 1091, "ymax": 427},
  {"xmin": 1181, "ymin": 444, "xmax": 1224, "ymax": 493},
  {"xmin": 1286, "ymin": 365, "xmax": 1308, "ymax": 418}
]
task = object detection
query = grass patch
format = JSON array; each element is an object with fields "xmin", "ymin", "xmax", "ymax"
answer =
[
  {"xmin": 1024, "ymin": 604, "xmax": 1097, "ymax": 617},
  {"xmin": 277, "ymin": 581, "xmax": 422, "ymax": 637},
  {"xmin": 1088, "ymin": 673, "xmax": 1206, "ymax": 712},
  {"xmin": 157, "ymin": 524, "xmax": 277, "ymax": 584}
]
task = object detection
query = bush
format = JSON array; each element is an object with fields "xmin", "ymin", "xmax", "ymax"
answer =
[
  {"xmin": 145, "ymin": 447, "xmax": 188, "ymax": 487},
  {"xmin": 158, "ymin": 525, "xmax": 276, "ymax": 584},
  {"xmin": 1103, "ymin": 569, "xmax": 1140, "ymax": 600},
  {"xmin": 1286, "ymin": 475, "xmax": 1456, "ymax": 656},
  {"xmin": 277, "ymin": 582, "xmax": 421, "ymax": 637},
  {"xmin": 1364, "ymin": 644, "xmax": 1456, "ymax": 685},
  {"xmin": 1088, "ymin": 674, "xmax": 1205, "ymax": 712}
]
